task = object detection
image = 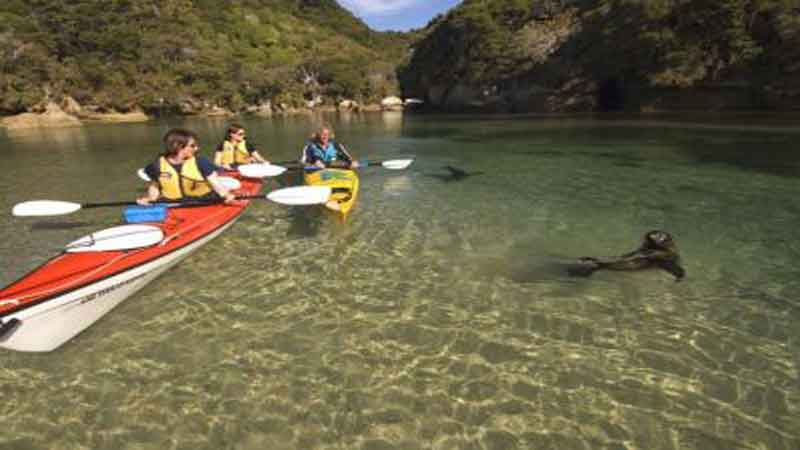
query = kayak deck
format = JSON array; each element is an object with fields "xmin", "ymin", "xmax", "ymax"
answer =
[
  {"xmin": 304, "ymin": 168, "xmax": 359, "ymax": 217},
  {"xmin": 0, "ymin": 173, "xmax": 262, "ymax": 351}
]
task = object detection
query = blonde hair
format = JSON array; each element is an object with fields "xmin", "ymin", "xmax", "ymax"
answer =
[{"xmin": 311, "ymin": 124, "xmax": 335, "ymax": 141}]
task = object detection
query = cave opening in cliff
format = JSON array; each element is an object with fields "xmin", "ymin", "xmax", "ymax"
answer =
[{"xmin": 598, "ymin": 78, "xmax": 625, "ymax": 111}]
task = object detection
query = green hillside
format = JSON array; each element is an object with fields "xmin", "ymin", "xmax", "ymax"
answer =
[
  {"xmin": 401, "ymin": 0, "xmax": 800, "ymax": 112},
  {"xmin": 6, "ymin": 1, "xmax": 797, "ymax": 116},
  {"xmin": 0, "ymin": 0, "xmax": 412, "ymax": 114}
]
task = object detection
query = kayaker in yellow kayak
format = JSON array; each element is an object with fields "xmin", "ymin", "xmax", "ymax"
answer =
[
  {"xmin": 137, "ymin": 128, "xmax": 237, "ymax": 205},
  {"xmin": 300, "ymin": 124, "xmax": 361, "ymax": 215},
  {"xmin": 214, "ymin": 124, "xmax": 268, "ymax": 170},
  {"xmin": 301, "ymin": 124, "xmax": 360, "ymax": 169}
]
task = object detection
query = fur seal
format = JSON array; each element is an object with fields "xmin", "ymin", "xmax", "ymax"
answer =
[
  {"xmin": 432, "ymin": 165, "xmax": 485, "ymax": 182},
  {"xmin": 567, "ymin": 230, "xmax": 685, "ymax": 281}
]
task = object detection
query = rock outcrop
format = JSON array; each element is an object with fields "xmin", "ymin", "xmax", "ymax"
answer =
[
  {"xmin": 244, "ymin": 102, "xmax": 273, "ymax": 117},
  {"xmin": 1, "ymin": 102, "xmax": 82, "ymax": 130},
  {"xmin": 401, "ymin": 2, "xmax": 800, "ymax": 113},
  {"xmin": 380, "ymin": 96, "xmax": 404, "ymax": 111},
  {"xmin": 81, "ymin": 110, "xmax": 150, "ymax": 123},
  {"xmin": 338, "ymin": 99, "xmax": 359, "ymax": 111}
]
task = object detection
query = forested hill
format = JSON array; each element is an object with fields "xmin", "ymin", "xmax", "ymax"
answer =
[
  {"xmin": 0, "ymin": 0, "xmax": 411, "ymax": 115},
  {"xmin": 5, "ymin": 1, "xmax": 799, "ymax": 118},
  {"xmin": 401, "ymin": 0, "xmax": 800, "ymax": 113}
]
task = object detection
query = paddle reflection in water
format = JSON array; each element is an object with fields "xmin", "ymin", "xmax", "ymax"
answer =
[{"xmin": 28, "ymin": 220, "xmax": 95, "ymax": 231}]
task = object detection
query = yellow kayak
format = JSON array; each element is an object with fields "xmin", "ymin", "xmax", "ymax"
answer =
[{"xmin": 304, "ymin": 168, "xmax": 359, "ymax": 217}]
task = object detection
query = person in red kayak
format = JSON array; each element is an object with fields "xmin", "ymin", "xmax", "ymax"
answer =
[
  {"xmin": 214, "ymin": 124, "xmax": 268, "ymax": 170},
  {"xmin": 137, "ymin": 128, "xmax": 236, "ymax": 205},
  {"xmin": 301, "ymin": 124, "xmax": 359, "ymax": 169}
]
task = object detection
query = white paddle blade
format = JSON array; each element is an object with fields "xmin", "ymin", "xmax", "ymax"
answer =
[
  {"xmin": 66, "ymin": 224, "xmax": 164, "ymax": 253},
  {"xmin": 137, "ymin": 168, "xmax": 151, "ymax": 182},
  {"xmin": 12, "ymin": 200, "xmax": 82, "ymax": 217},
  {"xmin": 381, "ymin": 159, "xmax": 414, "ymax": 170},
  {"xmin": 266, "ymin": 186, "xmax": 332, "ymax": 205},
  {"xmin": 214, "ymin": 176, "xmax": 242, "ymax": 190},
  {"xmin": 238, "ymin": 163, "xmax": 287, "ymax": 178}
]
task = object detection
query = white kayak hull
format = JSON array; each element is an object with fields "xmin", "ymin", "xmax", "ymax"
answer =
[{"xmin": 0, "ymin": 219, "xmax": 237, "ymax": 352}]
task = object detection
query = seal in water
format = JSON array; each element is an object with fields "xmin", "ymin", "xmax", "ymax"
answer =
[
  {"xmin": 567, "ymin": 230, "xmax": 685, "ymax": 281},
  {"xmin": 431, "ymin": 165, "xmax": 485, "ymax": 182}
]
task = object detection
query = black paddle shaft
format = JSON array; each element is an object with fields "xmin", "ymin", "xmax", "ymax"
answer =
[
  {"xmin": 83, "ymin": 201, "xmax": 147, "ymax": 209},
  {"xmin": 281, "ymin": 160, "xmax": 381, "ymax": 170},
  {"xmin": 82, "ymin": 195, "xmax": 263, "ymax": 209}
]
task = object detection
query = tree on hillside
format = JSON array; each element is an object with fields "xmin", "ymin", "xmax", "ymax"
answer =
[{"xmin": 0, "ymin": 0, "xmax": 408, "ymax": 114}]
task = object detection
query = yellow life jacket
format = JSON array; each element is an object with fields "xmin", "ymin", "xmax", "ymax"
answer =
[
  {"xmin": 158, "ymin": 156, "xmax": 213, "ymax": 200},
  {"xmin": 218, "ymin": 140, "xmax": 251, "ymax": 166}
]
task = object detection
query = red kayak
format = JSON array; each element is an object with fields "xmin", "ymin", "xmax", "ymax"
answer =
[{"xmin": 0, "ymin": 174, "xmax": 264, "ymax": 352}]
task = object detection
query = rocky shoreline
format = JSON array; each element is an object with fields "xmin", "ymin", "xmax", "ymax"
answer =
[{"xmin": 0, "ymin": 96, "xmax": 410, "ymax": 131}]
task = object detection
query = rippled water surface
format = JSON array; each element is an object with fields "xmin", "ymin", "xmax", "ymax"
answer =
[{"xmin": 1, "ymin": 113, "xmax": 799, "ymax": 450}]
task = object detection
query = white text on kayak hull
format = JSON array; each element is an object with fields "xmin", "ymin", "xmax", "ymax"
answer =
[{"xmin": 0, "ymin": 218, "xmax": 238, "ymax": 352}]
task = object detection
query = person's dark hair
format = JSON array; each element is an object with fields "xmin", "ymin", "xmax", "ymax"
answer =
[
  {"xmin": 162, "ymin": 128, "xmax": 197, "ymax": 157},
  {"xmin": 226, "ymin": 124, "xmax": 245, "ymax": 141}
]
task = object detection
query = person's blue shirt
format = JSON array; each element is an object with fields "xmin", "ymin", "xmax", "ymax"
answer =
[{"xmin": 303, "ymin": 140, "xmax": 349, "ymax": 165}]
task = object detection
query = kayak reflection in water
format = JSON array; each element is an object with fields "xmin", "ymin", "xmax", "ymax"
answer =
[
  {"xmin": 566, "ymin": 230, "xmax": 686, "ymax": 281},
  {"xmin": 301, "ymin": 124, "xmax": 359, "ymax": 169}
]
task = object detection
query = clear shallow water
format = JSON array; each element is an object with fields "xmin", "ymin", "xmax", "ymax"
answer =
[{"xmin": 0, "ymin": 113, "xmax": 799, "ymax": 450}]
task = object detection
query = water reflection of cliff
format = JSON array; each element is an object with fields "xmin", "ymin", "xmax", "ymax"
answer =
[
  {"xmin": 380, "ymin": 111, "xmax": 403, "ymax": 135},
  {"xmin": 334, "ymin": 110, "xmax": 404, "ymax": 137},
  {"xmin": 2, "ymin": 125, "xmax": 90, "ymax": 152}
]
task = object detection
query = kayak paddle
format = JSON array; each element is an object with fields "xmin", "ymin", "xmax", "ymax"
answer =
[
  {"xmin": 283, "ymin": 158, "xmax": 415, "ymax": 171},
  {"xmin": 139, "ymin": 168, "xmax": 251, "ymax": 188},
  {"xmin": 65, "ymin": 224, "xmax": 165, "ymax": 253},
  {"xmin": 364, "ymin": 158, "xmax": 414, "ymax": 170},
  {"xmin": 11, "ymin": 186, "xmax": 332, "ymax": 216},
  {"xmin": 332, "ymin": 158, "xmax": 415, "ymax": 170},
  {"xmin": 237, "ymin": 163, "xmax": 288, "ymax": 178}
]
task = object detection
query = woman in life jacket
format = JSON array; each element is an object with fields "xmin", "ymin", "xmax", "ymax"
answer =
[
  {"xmin": 137, "ymin": 128, "xmax": 237, "ymax": 205},
  {"xmin": 301, "ymin": 124, "xmax": 360, "ymax": 169},
  {"xmin": 214, "ymin": 124, "xmax": 267, "ymax": 170}
]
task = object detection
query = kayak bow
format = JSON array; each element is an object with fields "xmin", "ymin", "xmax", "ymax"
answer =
[
  {"xmin": 304, "ymin": 168, "xmax": 359, "ymax": 217},
  {"xmin": 0, "ymin": 174, "xmax": 263, "ymax": 352}
]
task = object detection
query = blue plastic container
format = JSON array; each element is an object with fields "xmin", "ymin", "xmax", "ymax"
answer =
[{"xmin": 123, "ymin": 204, "xmax": 168, "ymax": 223}]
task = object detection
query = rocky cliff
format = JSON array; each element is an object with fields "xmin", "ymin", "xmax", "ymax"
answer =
[{"xmin": 400, "ymin": 0, "xmax": 800, "ymax": 113}]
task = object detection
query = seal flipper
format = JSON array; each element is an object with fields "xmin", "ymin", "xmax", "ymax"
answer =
[{"xmin": 658, "ymin": 260, "xmax": 685, "ymax": 281}]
